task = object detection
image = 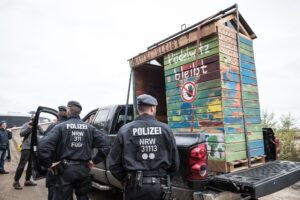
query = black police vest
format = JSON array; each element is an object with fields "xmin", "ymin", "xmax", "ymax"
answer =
[
  {"xmin": 59, "ymin": 117, "xmax": 92, "ymax": 161},
  {"xmin": 121, "ymin": 114, "xmax": 174, "ymax": 174}
]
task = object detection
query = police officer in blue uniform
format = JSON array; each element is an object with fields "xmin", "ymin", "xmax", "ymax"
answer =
[
  {"xmin": 44, "ymin": 105, "xmax": 68, "ymax": 200},
  {"xmin": 109, "ymin": 94, "xmax": 180, "ymax": 200},
  {"xmin": 38, "ymin": 101, "xmax": 110, "ymax": 200}
]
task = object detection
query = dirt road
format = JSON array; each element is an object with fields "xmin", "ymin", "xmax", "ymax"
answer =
[
  {"xmin": 2, "ymin": 128, "xmax": 300, "ymax": 200},
  {"xmin": 0, "ymin": 161, "xmax": 122, "ymax": 200}
]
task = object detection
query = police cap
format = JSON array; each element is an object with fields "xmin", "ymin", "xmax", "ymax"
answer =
[
  {"xmin": 67, "ymin": 101, "xmax": 82, "ymax": 111},
  {"xmin": 137, "ymin": 94, "xmax": 158, "ymax": 106},
  {"xmin": 58, "ymin": 106, "xmax": 67, "ymax": 112}
]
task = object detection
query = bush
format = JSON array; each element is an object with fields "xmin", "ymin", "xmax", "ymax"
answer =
[{"xmin": 262, "ymin": 111, "xmax": 300, "ymax": 161}]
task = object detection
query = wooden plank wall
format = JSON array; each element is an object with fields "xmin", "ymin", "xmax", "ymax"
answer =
[
  {"xmin": 134, "ymin": 65, "xmax": 168, "ymax": 123},
  {"xmin": 205, "ymin": 26, "xmax": 264, "ymax": 162},
  {"xmin": 163, "ymin": 25, "xmax": 265, "ymax": 164},
  {"xmin": 205, "ymin": 26, "xmax": 246, "ymax": 162},
  {"xmin": 239, "ymin": 35, "xmax": 265, "ymax": 158},
  {"xmin": 164, "ymin": 35, "xmax": 224, "ymax": 134}
]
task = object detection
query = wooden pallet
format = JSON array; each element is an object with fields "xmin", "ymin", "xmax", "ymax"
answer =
[
  {"xmin": 208, "ymin": 159, "xmax": 249, "ymax": 173},
  {"xmin": 208, "ymin": 156, "xmax": 266, "ymax": 173},
  {"xmin": 250, "ymin": 155, "xmax": 266, "ymax": 167}
]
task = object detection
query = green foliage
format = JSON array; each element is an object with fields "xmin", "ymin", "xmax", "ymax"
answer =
[
  {"xmin": 262, "ymin": 110, "xmax": 300, "ymax": 161},
  {"xmin": 276, "ymin": 113, "xmax": 299, "ymax": 161},
  {"xmin": 261, "ymin": 110, "xmax": 277, "ymax": 130},
  {"xmin": 261, "ymin": 111, "xmax": 299, "ymax": 161}
]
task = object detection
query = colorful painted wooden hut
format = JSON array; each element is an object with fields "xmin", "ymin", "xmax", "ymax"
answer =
[{"xmin": 129, "ymin": 5, "xmax": 264, "ymax": 172}]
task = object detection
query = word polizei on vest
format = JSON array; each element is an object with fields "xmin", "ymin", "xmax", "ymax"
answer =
[
  {"xmin": 66, "ymin": 123, "xmax": 88, "ymax": 148},
  {"xmin": 132, "ymin": 127, "xmax": 162, "ymax": 160}
]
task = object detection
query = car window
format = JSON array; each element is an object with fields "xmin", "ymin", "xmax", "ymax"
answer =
[
  {"xmin": 94, "ymin": 109, "xmax": 109, "ymax": 123},
  {"xmin": 86, "ymin": 114, "xmax": 95, "ymax": 124},
  {"xmin": 113, "ymin": 108, "xmax": 134, "ymax": 133},
  {"xmin": 117, "ymin": 114, "xmax": 133, "ymax": 124}
]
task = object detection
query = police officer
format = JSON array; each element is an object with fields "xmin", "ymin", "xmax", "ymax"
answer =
[
  {"xmin": 45, "ymin": 105, "xmax": 68, "ymax": 133},
  {"xmin": 38, "ymin": 101, "xmax": 110, "ymax": 200},
  {"xmin": 44, "ymin": 105, "xmax": 68, "ymax": 200},
  {"xmin": 13, "ymin": 114, "xmax": 43, "ymax": 189},
  {"xmin": 109, "ymin": 94, "xmax": 180, "ymax": 200}
]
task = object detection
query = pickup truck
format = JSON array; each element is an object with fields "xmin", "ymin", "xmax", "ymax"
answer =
[
  {"xmin": 30, "ymin": 4, "xmax": 300, "ymax": 200},
  {"xmin": 30, "ymin": 105, "xmax": 300, "ymax": 200}
]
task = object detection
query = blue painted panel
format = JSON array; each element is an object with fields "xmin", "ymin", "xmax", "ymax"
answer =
[
  {"xmin": 241, "ymin": 61, "xmax": 255, "ymax": 70},
  {"xmin": 181, "ymin": 102, "xmax": 192, "ymax": 109},
  {"xmin": 249, "ymin": 140, "xmax": 264, "ymax": 149},
  {"xmin": 242, "ymin": 76, "xmax": 257, "ymax": 85},
  {"xmin": 222, "ymin": 81, "xmax": 240, "ymax": 90},
  {"xmin": 250, "ymin": 147, "xmax": 265, "ymax": 157},
  {"xmin": 240, "ymin": 54, "xmax": 255, "ymax": 64},
  {"xmin": 245, "ymin": 116, "xmax": 262, "ymax": 124},
  {"xmin": 223, "ymin": 89, "xmax": 241, "ymax": 99},
  {"xmin": 239, "ymin": 36, "xmax": 253, "ymax": 46},
  {"xmin": 224, "ymin": 116, "xmax": 244, "ymax": 124},
  {"xmin": 169, "ymin": 109, "xmax": 192, "ymax": 116},
  {"xmin": 169, "ymin": 121, "xmax": 199, "ymax": 128},
  {"xmin": 222, "ymin": 72, "xmax": 240, "ymax": 82},
  {"xmin": 224, "ymin": 126, "xmax": 243, "ymax": 134},
  {"xmin": 241, "ymin": 68, "xmax": 256, "ymax": 78}
]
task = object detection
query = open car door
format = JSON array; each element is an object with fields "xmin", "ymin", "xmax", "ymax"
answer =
[{"xmin": 31, "ymin": 106, "xmax": 58, "ymax": 180}]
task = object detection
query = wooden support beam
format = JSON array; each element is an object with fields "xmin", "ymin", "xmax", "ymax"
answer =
[{"xmin": 129, "ymin": 22, "xmax": 217, "ymax": 68}]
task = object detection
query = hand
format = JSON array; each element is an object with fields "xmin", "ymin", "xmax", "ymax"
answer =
[
  {"xmin": 27, "ymin": 122, "xmax": 33, "ymax": 128},
  {"xmin": 48, "ymin": 161, "xmax": 61, "ymax": 174},
  {"xmin": 88, "ymin": 160, "xmax": 94, "ymax": 170}
]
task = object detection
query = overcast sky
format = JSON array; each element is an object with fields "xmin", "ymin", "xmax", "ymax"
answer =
[{"xmin": 0, "ymin": 0, "xmax": 299, "ymax": 124}]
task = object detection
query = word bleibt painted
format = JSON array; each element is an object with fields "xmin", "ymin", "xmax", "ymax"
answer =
[{"xmin": 174, "ymin": 62, "xmax": 208, "ymax": 81}]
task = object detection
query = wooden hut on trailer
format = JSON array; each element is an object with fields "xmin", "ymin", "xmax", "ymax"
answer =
[{"xmin": 128, "ymin": 4, "xmax": 264, "ymax": 172}]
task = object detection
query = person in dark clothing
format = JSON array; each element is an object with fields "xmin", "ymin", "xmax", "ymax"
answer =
[
  {"xmin": 44, "ymin": 105, "xmax": 68, "ymax": 200},
  {"xmin": 0, "ymin": 121, "xmax": 11, "ymax": 174},
  {"xmin": 5, "ymin": 129, "xmax": 12, "ymax": 162},
  {"xmin": 45, "ymin": 106, "xmax": 68, "ymax": 134},
  {"xmin": 13, "ymin": 115, "xmax": 44, "ymax": 189},
  {"xmin": 108, "ymin": 94, "xmax": 180, "ymax": 200},
  {"xmin": 38, "ymin": 101, "xmax": 110, "ymax": 200}
]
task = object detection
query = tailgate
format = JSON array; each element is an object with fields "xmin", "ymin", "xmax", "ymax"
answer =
[{"xmin": 209, "ymin": 160, "xmax": 300, "ymax": 198}]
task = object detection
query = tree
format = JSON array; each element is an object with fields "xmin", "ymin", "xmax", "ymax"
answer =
[
  {"xmin": 276, "ymin": 113, "xmax": 298, "ymax": 161},
  {"xmin": 279, "ymin": 113, "xmax": 297, "ymax": 132},
  {"xmin": 261, "ymin": 110, "xmax": 277, "ymax": 130}
]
